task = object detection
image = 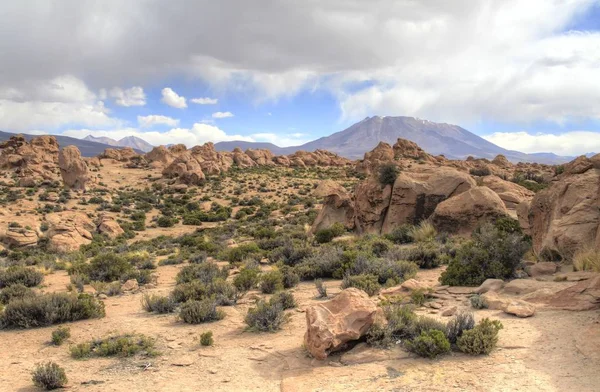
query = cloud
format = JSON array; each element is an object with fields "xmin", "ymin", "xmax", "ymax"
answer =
[
  {"xmin": 191, "ymin": 97, "xmax": 218, "ymax": 105},
  {"xmin": 161, "ymin": 87, "xmax": 187, "ymax": 108},
  {"xmin": 212, "ymin": 111, "xmax": 234, "ymax": 118},
  {"xmin": 251, "ymin": 132, "xmax": 309, "ymax": 147},
  {"xmin": 483, "ymin": 131, "xmax": 600, "ymax": 156},
  {"xmin": 108, "ymin": 86, "xmax": 146, "ymax": 106},
  {"xmin": 137, "ymin": 115, "xmax": 179, "ymax": 128}
]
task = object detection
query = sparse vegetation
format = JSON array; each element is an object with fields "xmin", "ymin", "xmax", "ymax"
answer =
[
  {"xmin": 573, "ymin": 248, "xmax": 600, "ymax": 272},
  {"xmin": 71, "ymin": 334, "xmax": 157, "ymax": 359},
  {"xmin": 457, "ymin": 318, "xmax": 503, "ymax": 355},
  {"xmin": 245, "ymin": 300, "xmax": 286, "ymax": 332},
  {"xmin": 51, "ymin": 326, "xmax": 71, "ymax": 346},
  {"xmin": 179, "ymin": 298, "xmax": 225, "ymax": 324},
  {"xmin": 200, "ymin": 331, "xmax": 214, "ymax": 346},
  {"xmin": 31, "ymin": 362, "xmax": 68, "ymax": 390}
]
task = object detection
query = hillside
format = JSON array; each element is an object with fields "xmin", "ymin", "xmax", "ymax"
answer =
[{"xmin": 84, "ymin": 135, "xmax": 154, "ymax": 152}]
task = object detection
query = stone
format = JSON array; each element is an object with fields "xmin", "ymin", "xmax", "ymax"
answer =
[
  {"xmin": 503, "ymin": 279, "xmax": 545, "ymax": 295},
  {"xmin": 97, "ymin": 215, "xmax": 124, "ymax": 239},
  {"xmin": 530, "ymin": 275, "xmax": 600, "ymax": 311},
  {"xmin": 441, "ymin": 306, "xmax": 458, "ymax": 317},
  {"xmin": 311, "ymin": 180, "xmax": 355, "ymax": 233},
  {"xmin": 475, "ymin": 279, "xmax": 505, "ymax": 294},
  {"xmin": 46, "ymin": 211, "xmax": 95, "ymax": 252},
  {"xmin": 121, "ymin": 279, "xmax": 139, "ymax": 291},
  {"xmin": 481, "ymin": 291, "xmax": 536, "ymax": 317},
  {"xmin": 304, "ymin": 288, "xmax": 379, "ymax": 360},
  {"xmin": 379, "ymin": 279, "xmax": 429, "ymax": 297},
  {"xmin": 58, "ymin": 145, "xmax": 89, "ymax": 191},
  {"xmin": 526, "ymin": 262, "xmax": 559, "ymax": 278}
]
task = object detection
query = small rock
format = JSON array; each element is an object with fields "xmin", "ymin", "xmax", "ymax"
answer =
[
  {"xmin": 447, "ymin": 287, "xmax": 476, "ymax": 295},
  {"xmin": 504, "ymin": 301, "xmax": 536, "ymax": 318},
  {"xmin": 121, "ymin": 279, "xmax": 139, "ymax": 291},
  {"xmin": 171, "ymin": 356, "xmax": 195, "ymax": 366},
  {"xmin": 209, "ymin": 369, "xmax": 218, "ymax": 374},
  {"xmin": 441, "ymin": 306, "xmax": 457, "ymax": 317},
  {"xmin": 526, "ymin": 262, "xmax": 559, "ymax": 278},
  {"xmin": 475, "ymin": 279, "xmax": 505, "ymax": 294},
  {"xmin": 425, "ymin": 302, "xmax": 443, "ymax": 309},
  {"xmin": 98, "ymin": 294, "xmax": 108, "ymax": 300}
]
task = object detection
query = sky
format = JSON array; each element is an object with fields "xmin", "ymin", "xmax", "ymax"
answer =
[{"xmin": 1, "ymin": 0, "xmax": 600, "ymax": 155}]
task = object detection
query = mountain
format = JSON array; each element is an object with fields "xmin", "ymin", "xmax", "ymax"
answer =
[
  {"xmin": 215, "ymin": 116, "xmax": 574, "ymax": 164},
  {"xmin": 84, "ymin": 135, "xmax": 154, "ymax": 152},
  {"xmin": 213, "ymin": 141, "xmax": 291, "ymax": 156},
  {"xmin": 0, "ymin": 131, "xmax": 140, "ymax": 157}
]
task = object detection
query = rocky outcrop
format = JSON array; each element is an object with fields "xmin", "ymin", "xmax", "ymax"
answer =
[
  {"xmin": 392, "ymin": 138, "xmax": 431, "ymax": 161},
  {"xmin": 304, "ymin": 288, "xmax": 379, "ymax": 360},
  {"xmin": 528, "ymin": 154, "xmax": 600, "ymax": 260},
  {"xmin": 100, "ymin": 147, "xmax": 139, "ymax": 162},
  {"xmin": 482, "ymin": 175, "xmax": 534, "ymax": 209},
  {"xmin": 232, "ymin": 148, "xmax": 257, "ymax": 168},
  {"xmin": 481, "ymin": 291, "xmax": 536, "ymax": 318},
  {"xmin": 530, "ymin": 275, "xmax": 600, "ymax": 311},
  {"xmin": 97, "ymin": 215, "xmax": 124, "ymax": 239},
  {"xmin": 311, "ymin": 180, "xmax": 355, "ymax": 232},
  {"xmin": 245, "ymin": 149, "xmax": 275, "ymax": 166},
  {"xmin": 162, "ymin": 151, "xmax": 206, "ymax": 185},
  {"xmin": 356, "ymin": 138, "xmax": 431, "ymax": 174},
  {"xmin": 430, "ymin": 186, "xmax": 509, "ymax": 235},
  {"xmin": 2, "ymin": 227, "xmax": 39, "ymax": 247},
  {"xmin": 58, "ymin": 146, "xmax": 89, "ymax": 191},
  {"xmin": 0, "ymin": 135, "xmax": 60, "ymax": 185},
  {"xmin": 517, "ymin": 200, "xmax": 531, "ymax": 234},
  {"xmin": 146, "ymin": 145, "xmax": 175, "ymax": 166},
  {"xmin": 45, "ymin": 211, "xmax": 95, "ymax": 252},
  {"xmin": 353, "ymin": 177, "xmax": 393, "ymax": 234}
]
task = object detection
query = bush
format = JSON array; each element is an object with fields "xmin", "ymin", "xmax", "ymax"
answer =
[
  {"xmin": 410, "ymin": 289, "xmax": 427, "ymax": 306},
  {"xmin": 469, "ymin": 294, "xmax": 488, "ymax": 309},
  {"xmin": 32, "ymin": 362, "xmax": 67, "ymax": 390},
  {"xmin": 245, "ymin": 300, "xmax": 286, "ymax": 332},
  {"xmin": 406, "ymin": 329, "xmax": 451, "ymax": 359},
  {"xmin": 259, "ymin": 270, "xmax": 284, "ymax": 294},
  {"xmin": 0, "ymin": 266, "xmax": 44, "ymax": 288},
  {"xmin": 295, "ymin": 247, "xmax": 344, "ymax": 280},
  {"xmin": 224, "ymin": 243, "xmax": 261, "ymax": 263},
  {"xmin": 445, "ymin": 311, "xmax": 475, "ymax": 344},
  {"xmin": 573, "ymin": 248, "xmax": 600, "ymax": 272},
  {"xmin": 51, "ymin": 326, "xmax": 71, "ymax": 346},
  {"xmin": 379, "ymin": 163, "xmax": 399, "ymax": 186},
  {"xmin": 314, "ymin": 222, "xmax": 346, "ymax": 244},
  {"xmin": 141, "ymin": 294, "xmax": 177, "ymax": 314},
  {"xmin": 280, "ymin": 265, "xmax": 299, "ymax": 288},
  {"xmin": 341, "ymin": 274, "xmax": 380, "ymax": 296},
  {"xmin": 1, "ymin": 293, "xmax": 105, "ymax": 329},
  {"xmin": 200, "ymin": 331, "xmax": 214, "ymax": 346},
  {"xmin": 86, "ymin": 253, "xmax": 133, "ymax": 282},
  {"xmin": 270, "ymin": 291, "xmax": 296, "ymax": 309},
  {"xmin": 233, "ymin": 265, "xmax": 260, "ymax": 291},
  {"xmin": 157, "ymin": 215, "xmax": 177, "ymax": 227},
  {"xmin": 176, "ymin": 263, "xmax": 228, "ymax": 285},
  {"xmin": 406, "ymin": 243, "xmax": 443, "ymax": 269},
  {"xmin": 171, "ymin": 281, "xmax": 207, "ymax": 303},
  {"xmin": 457, "ymin": 318, "xmax": 503, "ymax": 355},
  {"xmin": 71, "ymin": 334, "xmax": 156, "ymax": 359},
  {"xmin": 315, "ymin": 279, "xmax": 327, "ymax": 298},
  {"xmin": 206, "ymin": 279, "xmax": 238, "ymax": 306},
  {"xmin": 469, "ymin": 167, "xmax": 491, "ymax": 176},
  {"xmin": 179, "ymin": 299, "xmax": 225, "ymax": 324},
  {"xmin": 409, "ymin": 222, "xmax": 437, "ymax": 243},
  {"xmin": 385, "ymin": 224, "xmax": 415, "ymax": 244},
  {"xmin": 440, "ymin": 223, "xmax": 530, "ymax": 286},
  {"xmin": 0, "ymin": 283, "xmax": 35, "ymax": 304}
]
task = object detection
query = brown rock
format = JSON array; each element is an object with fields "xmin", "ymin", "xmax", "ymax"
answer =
[
  {"xmin": 531, "ymin": 275, "xmax": 600, "ymax": 311},
  {"xmin": 475, "ymin": 279, "xmax": 505, "ymax": 294},
  {"xmin": 97, "ymin": 215, "xmax": 124, "ymax": 239},
  {"xmin": 304, "ymin": 288, "xmax": 379, "ymax": 360},
  {"xmin": 58, "ymin": 146, "xmax": 89, "ymax": 191},
  {"xmin": 311, "ymin": 180, "xmax": 355, "ymax": 232},
  {"xmin": 46, "ymin": 211, "xmax": 95, "ymax": 252},
  {"xmin": 482, "ymin": 175, "xmax": 534, "ymax": 209},
  {"xmin": 162, "ymin": 151, "xmax": 206, "ymax": 185},
  {"xmin": 121, "ymin": 279, "xmax": 139, "ymax": 291},
  {"xmin": 353, "ymin": 177, "xmax": 392, "ymax": 234},
  {"xmin": 526, "ymin": 262, "xmax": 559, "ymax": 278}
]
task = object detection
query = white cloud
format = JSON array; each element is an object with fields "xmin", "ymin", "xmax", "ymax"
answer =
[
  {"xmin": 212, "ymin": 111, "xmax": 234, "ymax": 118},
  {"xmin": 137, "ymin": 115, "xmax": 179, "ymax": 128},
  {"xmin": 484, "ymin": 131, "xmax": 600, "ymax": 156},
  {"xmin": 191, "ymin": 97, "xmax": 218, "ymax": 105},
  {"xmin": 251, "ymin": 132, "xmax": 309, "ymax": 147},
  {"xmin": 161, "ymin": 87, "xmax": 187, "ymax": 108},
  {"xmin": 109, "ymin": 86, "xmax": 146, "ymax": 106}
]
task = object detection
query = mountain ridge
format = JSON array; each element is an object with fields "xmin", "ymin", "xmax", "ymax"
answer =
[{"xmin": 84, "ymin": 135, "xmax": 154, "ymax": 152}]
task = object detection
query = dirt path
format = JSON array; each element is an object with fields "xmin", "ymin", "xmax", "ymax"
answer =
[{"xmin": 1, "ymin": 268, "xmax": 599, "ymax": 391}]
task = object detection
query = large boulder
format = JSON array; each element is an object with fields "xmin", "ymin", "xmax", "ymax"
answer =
[
  {"xmin": 58, "ymin": 146, "xmax": 89, "ymax": 191},
  {"xmin": 482, "ymin": 175, "xmax": 534, "ymax": 209},
  {"xmin": 304, "ymin": 288, "xmax": 379, "ymax": 360},
  {"xmin": 353, "ymin": 177, "xmax": 392, "ymax": 234},
  {"xmin": 145, "ymin": 145, "xmax": 175, "ymax": 166},
  {"xmin": 162, "ymin": 152, "xmax": 206, "ymax": 185},
  {"xmin": 1, "ymin": 227, "xmax": 39, "ymax": 247},
  {"xmin": 0, "ymin": 135, "xmax": 60, "ymax": 183},
  {"xmin": 356, "ymin": 142, "xmax": 395, "ymax": 174},
  {"xmin": 245, "ymin": 149, "xmax": 275, "ymax": 166},
  {"xmin": 232, "ymin": 148, "xmax": 257, "ymax": 168},
  {"xmin": 311, "ymin": 180, "xmax": 355, "ymax": 232},
  {"xmin": 97, "ymin": 215, "xmax": 124, "ymax": 239},
  {"xmin": 45, "ymin": 211, "xmax": 95, "ymax": 252},
  {"xmin": 430, "ymin": 186, "xmax": 508, "ymax": 234},
  {"xmin": 381, "ymin": 169, "xmax": 475, "ymax": 233},
  {"xmin": 528, "ymin": 155, "xmax": 600, "ymax": 259}
]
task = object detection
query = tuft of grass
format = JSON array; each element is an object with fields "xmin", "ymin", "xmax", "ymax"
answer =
[
  {"xmin": 141, "ymin": 294, "xmax": 177, "ymax": 314},
  {"xmin": 71, "ymin": 334, "xmax": 157, "ymax": 359},
  {"xmin": 315, "ymin": 279, "xmax": 327, "ymax": 298},
  {"xmin": 179, "ymin": 298, "xmax": 225, "ymax": 324},
  {"xmin": 51, "ymin": 326, "xmax": 71, "ymax": 346},
  {"xmin": 245, "ymin": 300, "xmax": 287, "ymax": 332},
  {"xmin": 573, "ymin": 248, "xmax": 600, "ymax": 272},
  {"xmin": 409, "ymin": 221, "xmax": 437, "ymax": 243},
  {"xmin": 200, "ymin": 331, "xmax": 214, "ymax": 346}
]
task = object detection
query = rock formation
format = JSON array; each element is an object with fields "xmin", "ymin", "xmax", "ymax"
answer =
[
  {"xmin": 58, "ymin": 146, "xmax": 89, "ymax": 191},
  {"xmin": 0, "ymin": 135, "xmax": 60, "ymax": 185},
  {"xmin": 45, "ymin": 211, "xmax": 95, "ymax": 252},
  {"xmin": 311, "ymin": 180, "xmax": 354, "ymax": 232}
]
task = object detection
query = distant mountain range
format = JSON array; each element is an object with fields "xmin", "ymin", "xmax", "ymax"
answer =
[
  {"xmin": 83, "ymin": 135, "xmax": 154, "ymax": 152},
  {"xmin": 215, "ymin": 116, "xmax": 586, "ymax": 164}
]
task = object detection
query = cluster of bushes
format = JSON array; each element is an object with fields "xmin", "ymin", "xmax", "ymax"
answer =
[
  {"xmin": 0, "ymin": 266, "xmax": 44, "ymax": 288},
  {"xmin": 314, "ymin": 222, "xmax": 346, "ymax": 244},
  {"xmin": 71, "ymin": 334, "xmax": 157, "ymax": 359},
  {"xmin": 68, "ymin": 251, "xmax": 154, "ymax": 286},
  {"xmin": 244, "ymin": 291, "xmax": 295, "ymax": 332},
  {"xmin": 367, "ymin": 305, "xmax": 503, "ymax": 358},
  {"xmin": 440, "ymin": 219, "xmax": 529, "ymax": 286}
]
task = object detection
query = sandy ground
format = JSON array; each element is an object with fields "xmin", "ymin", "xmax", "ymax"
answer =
[{"xmin": 1, "ymin": 266, "xmax": 598, "ymax": 392}]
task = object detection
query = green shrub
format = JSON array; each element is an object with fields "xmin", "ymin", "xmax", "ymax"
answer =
[
  {"xmin": 410, "ymin": 288, "xmax": 427, "ymax": 306},
  {"xmin": 0, "ymin": 266, "xmax": 44, "ymax": 288},
  {"xmin": 31, "ymin": 362, "xmax": 68, "ymax": 390},
  {"xmin": 341, "ymin": 274, "xmax": 380, "ymax": 296},
  {"xmin": 295, "ymin": 247, "xmax": 344, "ymax": 280},
  {"xmin": 469, "ymin": 294, "xmax": 488, "ymax": 309},
  {"xmin": 233, "ymin": 265, "xmax": 260, "ymax": 291},
  {"xmin": 270, "ymin": 291, "xmax": 296, "ymax": 309},
  {"xmin": 469, "ymin": 167, "xmax": 491, "ymax": 176},
  {"xmin": 440, "ymin": 223, "xmax": 530, "ymax": 286},
  {"xmin": 245, "ymin": 300, "xmax": 286, "ymax": 332},
  {"xmin": 176, "ymin": 263, "xmax": 228, "ymax": 285},
  {"xmin": 157, "ymin": 215, "xmax": 177, "ymax": 227},
  {"xmin": 314, "ymin": 222, "xmax": 346, "ymax": 244},
  {"xmin": 445, "ymin": 311, "xmax": 475, "ymax": 344},
  {"xmin": 0, "ymin": 283, "xmax": 35, "ymax": 304},
  {"xmin": 206, "ymin": 279, "xmax": 238, "ymax": 306},
  {"xmin": 51, "ymin": 326, "xmax": 71, "ymax": 346},
  {"xmin": 179, "ymin": 299, "xmax": 225, "ymax": 324},
  {"xmin": 141, "ymin": 294, "xmax": 177, "ymax": 313},
  {"xmin": 1, "ymin": 293, "xmax": 105, "ymax": 329},
  {"xmin": 86, "ymin": 253, "xmax": 133, "ymax": 282},
  {"xmin": 315, "ymin": 279, "xmax": 327, "ymax": 298},
  {"xmin": 457, "ymin": 318, "xmax": 503, "ymax": 355},
  {"xmin": 409, "ymin": 222, "xmax": 437, "ymax": 243},
  {"xmin": 280, "ymin": 265, "xmax": 300, "ymax": 288},
  {"xmin": 224, "ymin": 243, "xmax": 261, "ymax": 263},
  {"xmin": 385, "ymin": 224, "xmax": 414, "ymax": 244},
  {"xmin": 259, "ymin": 270, "xmax": 284, "ymax": 294},
  {"xmin": 71, "ymin": 334, "xmax": 156, "ymax": 359},
  {"xmin": 200, "ymin": 331, "xmax": 214, "ymax": 346},
  {"xmin": 171, "ymin": 281, "xmax": 207, "ymax": 303},
  {"xmin": 379, "ymin": 163, "xmax": 399, "ymax": 186},
  {"xmin": 406, "ymin": 329, "xmax": 451, "ymax": 359}
]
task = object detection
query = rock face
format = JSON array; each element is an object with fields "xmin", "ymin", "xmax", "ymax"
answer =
[
  {"xmin": 482, "ymin": 175, "xmax": 534, "ymax": 209},
  {"xmin": 97, "ymin": 215, "xmax": 124, "ymax": 239},
  {"xmin": 311, "ymin": 180, "xmax": 355, "ymax": 232},
  {"xmin": 45, "ymin": 211, "xmax": 95, "ymax": 252},
  {"xmin": 528, "ymin": 154, "xmax": 600, "ymax": 259},
  {"xmin": 100, "ymin": 147, "xmax": 139, "ymax": 162},
  {"xmin": 430, "ymin": 186, "xmax": 509, "ymax": 235},
  {"xmin": 481, "ymin": 291, "xmax": 536, "ymax": 318},
  {"xmin": 304, "ymin": 288, "xmax": 379, "ymax": 360},
  {"xmin": 353, "ymin": 177, "xmax": 393, "ymax": 234},
  {"xmin": 0, "ymin": 135, "xmax": 61, "ymax": 185},
  {"xmin": 162, "ymin": 152, "xmax": 206, "ymax": 185},
  {"xmin": 58, "ymin": 146, "xmax": 89, "ymax": 191},
  {"xmin": 530, "ymin": 275, "xmax": 600, "ymax": 311},
  {"xmin": 2, "ymin": 227, "xmax": 39, "ymax": 247}
]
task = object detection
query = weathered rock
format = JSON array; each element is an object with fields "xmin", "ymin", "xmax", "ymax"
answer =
[
  {"xmin": 441, "ymin": 306, "xmax": 458, "ymax": 317},
  {"xmin": 503, "ymin": 279, "xmax": 546, "ymax": 295},
  {"xmin": 311, "ymin": 180, "xmax": 355, "ymax": 232},
  {"xmin": 482, "ymin": 175, "xmax": 534, "ymax": 209},
  {"xmin": 430, "ymin": 186, "xmax": 509, "ymax": 235},
  {"xmin": 380, "ymin": 279, "xmax": 429, "ymax": 297},
  {"xmin": 481, "ymin": 291, "xmax": 536, "ymax": 317},
  {"xmin": 530, "ymin": 275, "xmax": 600, "ymax": 311},
  {"xmin": 526, "ymin": 262, "xmax": 559, "ymax": 278},
  {"xmin": 232, "ymin": 148, "xmax": 257, "ymax": 168},
  {"xmin": 97, "ymin": 215, "xmax": 124, "ymax": 239},
  {"xmin": 121, "ymin": 279, "xmax": 139, "ymax": 291},
  {"xmin": 58, "ymin": 146, "xmax": 89, "ymax": 191},
  {"xmin": 516, "ymin": 200, "xmax": 531, "ymax": 234},
  {"xmin": 304, "ymin": 288, "xmax": 379, "ymax": 360},
  {"xmin": 475, "ymin": 279, "xmax": 505, "ymax": 294},
  {"xmin": 46, "ymin": 211, "xmax": 95, "ymax": 252},
  {"xmin": 162, "ymin": 151, "xmax": 206, "ymax": 185},
  {"xmin": 353, "ymin": 177, "xmax": 392, "ymax": 234},
  {"xmin": 2, "ymin": 228, "xmax": 39, "ymax": 247},
  {"xmin": 0, "ymin": 135, "xmax": 60, "ymax": 182}
]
